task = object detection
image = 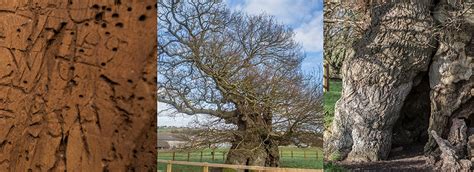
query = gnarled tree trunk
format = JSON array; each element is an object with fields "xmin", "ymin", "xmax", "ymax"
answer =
[
  {"xmin": 325, "ymin": 0, "xmax": 473, "ymax": 163},
  {"xmin": 425, "ymin": 0, "xmax": 474, "ymax": 153},
  {"xmin": 324, "ymin": 0, "xmax": 437, "ymax": 162},
  {"xmin": 225, "ymin": 130, "xmax": 280, "ymax": 167},
  {"xmin": 225, "ymin": 111, "xmax": 280, "ymax": 167},
  {"xmin": 0, "ymin": 1, "xmax": 157, "ymax": 171}
]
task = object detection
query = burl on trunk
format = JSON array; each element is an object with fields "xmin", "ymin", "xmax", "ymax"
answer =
[{"xmin": 0, "ymin": 1, "xmax": 157, "ymax": 171}]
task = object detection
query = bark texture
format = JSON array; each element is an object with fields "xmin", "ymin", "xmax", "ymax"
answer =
[
  {"xmin": 225, "ymin": 131, "xmax": 280, "ymax": 167},
  {"xmin": 325, "ymin": 0, "xmax": 473, "ymax": 163},
  {"xmin": 431, "ymin": 130, "xmax": 471, "ymax": 172},
  {"xmin": 0, "ymin": 0, "xmax": 157, "ymax": 171},
  {"xmin": 425, "ymin": 0, "xmax": 474, "ymax": 153},
  {"xmin": 325, "ymin": 0, "xmax": 437, "ymax": 162},
  {"xmin": 225, "ymin": 113, "xmax": 280, "ymax": 167}
]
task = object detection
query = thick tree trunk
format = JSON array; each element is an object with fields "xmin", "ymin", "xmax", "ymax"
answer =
[
  {"xmin": 425, "ymin": 0, "xmax": 474, "ymax": 153},
  {"xmin": 0, "ymin": 1, "xmax": 157, "ymax": 171},
  {"xmin": 225, "ymin": 133, "xmax": 280, "ymax": 167},
  {"xmin": 325, "ymin": 0, "xmax": 473, "ymax": 163},
  {"xmin": 225, "ymin": 113, "xmax": 280, "ymax": 167},
  {"xmin": 324, "ymin": 1, "xmax": 437, "ymax": 162}
]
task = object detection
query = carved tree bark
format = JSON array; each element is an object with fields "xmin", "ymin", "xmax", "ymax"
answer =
[{"xmin": 0, "ymin": 1, "xmax": 157, "ymax": 171}]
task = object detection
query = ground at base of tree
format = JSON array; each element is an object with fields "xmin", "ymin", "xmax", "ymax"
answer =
[
  {"xmin": 326, "ymin": 144, "xmax": 437, "ymax": 171},
  {"xmin": 330, "ymin": 155, "xmax": 434, "ymax": 172}
]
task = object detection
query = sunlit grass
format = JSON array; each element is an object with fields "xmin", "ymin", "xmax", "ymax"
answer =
[
  {"xmin": 157, "ymin": 147, "xmax": 323, "ymax": 171},
  {"xmin": 324, "ymin": 79, "xmax": 342, "ymax": 129}
]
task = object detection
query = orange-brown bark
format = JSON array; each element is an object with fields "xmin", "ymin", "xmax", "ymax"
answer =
[{"xmin": 0, "ymin": 0, "xmax": 157, "ymax": 171}]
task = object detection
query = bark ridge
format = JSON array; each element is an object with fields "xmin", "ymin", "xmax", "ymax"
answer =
[{"xmin": 0, "ymin": 0, "xmax": 157, "ymax": 171}]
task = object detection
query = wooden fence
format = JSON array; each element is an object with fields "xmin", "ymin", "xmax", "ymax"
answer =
[
  {"xmin": 158, "ymin": 150, "xmax": 321, "ymax": 162},
  {"xmin": 157, "ymin": 159, "xmax": 323, "ymax": 172},
  {"xmin": 323, "ymin": 62, "xmax": 330, "ymax": 92},
  {"xmin": 279, "ymin": 150, "xmax": 321, "ymax": 160}
]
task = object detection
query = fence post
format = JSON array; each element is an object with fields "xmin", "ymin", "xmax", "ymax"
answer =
[
  {"xmin": 187, "ymin": 152, "xmax": 190, "ymax": 161},
  {"xmin": 280, "ymin": 150, "xmax": 282, "ymax": 158},
  {"xmin": 304, "ymin": 150, "xmax": 307, "ymax": 159},
  {"xmin": 172, "ymin": 152, "xmax": 175, "ymax": 161},
  {"xmin": 291, "ymin": 151, "xmax": 293, "ymax": 158},
  {"xmin": 323, "ymin": 62, "xmax": 330, "ymax": 92},
  {"xmin": 316, "ymin": 151, "xmax": 319, "ymax": 160},
  {"xmin": 202, "ymin": 162, "xmax": 209, "ymax": 172},
  {"xmin": 166, "ymin": 160, "xmax": 172, "ymax": 172},
  {"xmin": 223, "ymin": 151, "xmax": 226, "ymax": 161},
  {"xmin": 200, "ymin": 151, "xmax": 203, "ymax": 162}
]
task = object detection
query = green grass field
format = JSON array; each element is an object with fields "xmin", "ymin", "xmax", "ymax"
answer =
[
  {"xmin": 157, "ymin": 147, "xmax": 323, "ymax": 171},
  {"xmin": 322, "ymin": 79, "xmax": 346, "ymax": 171},
  {"xmin": 324, "ymin": 79, "xmax": 342, "ymax": 128}
]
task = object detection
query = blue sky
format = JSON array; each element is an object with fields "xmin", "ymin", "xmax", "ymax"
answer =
[
  {"xmin": 225, "ymin": 0, "xmax": 324, "ymax": 72},
  {"xmin": 158, "ymin": 0, "xmax": 324, "ymax": 127}
]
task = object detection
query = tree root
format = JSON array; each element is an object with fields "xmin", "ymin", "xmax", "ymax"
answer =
[{"xmin": 430, "ymin": 119, "xmax": 472, "ymax": 172}]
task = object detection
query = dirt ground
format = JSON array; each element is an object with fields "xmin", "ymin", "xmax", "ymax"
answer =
[
  {"xmin": 334, "ymin": 155, "xmax": 434, "ymax": 172},
  {"xmin": 332, "ymin": 145, "xmax": 436, "ymax": 171}
]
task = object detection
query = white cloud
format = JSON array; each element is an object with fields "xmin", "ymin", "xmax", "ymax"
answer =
[
  {"xmin": 158, "ymin": 102, "xmax": 191, "ymax": 126},
  {"xmin": 294, "ymin": 11, "xmax": 324, "ymax": 52},
  {"xmin": 157, "ymin": 102, "xmax": 215, "ymax": 127}
]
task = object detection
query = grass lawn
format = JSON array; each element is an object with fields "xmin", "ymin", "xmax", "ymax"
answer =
[
  {"xmin": 322, "ymin": 79, "xmax": 347, "ymax": 171},
  {"xmin": 157, "ymin": 147, "xmax": 323, "ymax": 171},
  {"xmin": 324, "ymin": 79, "xmax": 342, "ymax": 128}
]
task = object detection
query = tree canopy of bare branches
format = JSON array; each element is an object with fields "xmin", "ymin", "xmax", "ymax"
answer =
[
  {"xmin": 158, "ymin": 0, "xmax": 323, "ymax": 167},
  {"xmin": 323, "ymin": 0, "xmax": 368, "ymax": 79}
]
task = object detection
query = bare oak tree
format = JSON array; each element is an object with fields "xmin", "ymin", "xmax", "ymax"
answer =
[{"xmin": 158, "ymin": 0, "xmax": 323, "ymax": 167}]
